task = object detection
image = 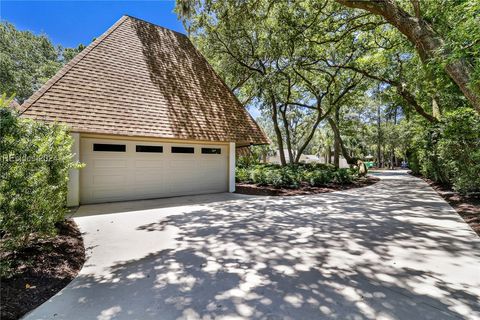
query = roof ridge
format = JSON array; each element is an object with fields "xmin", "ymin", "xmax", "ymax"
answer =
[
  {"xmin": 20, "ymin": 15, "xmax": 129, "ymax": 114},
  {"xmin": 124, "ymin": 15, "xmax": 188, "ymax": 38}
]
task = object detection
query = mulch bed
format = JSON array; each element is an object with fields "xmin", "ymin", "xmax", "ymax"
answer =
[
  {"xmin": 0, "ymin": 219, "xmax": 85, "ymax": 320},
  {"xmin": 410, "ymin": 172, "xmax": 480, "ymax": 236},
  {"xmin": 235, "ymin": 175, "xmax": 380, "ymax": 196}
]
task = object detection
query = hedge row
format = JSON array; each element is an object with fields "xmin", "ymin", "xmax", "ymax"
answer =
[
  {"xmin": 1, "ymin": 97, "xmax": 80, "ymax": 268},
  {"xmin": 236, "ymin": 163, "xmax": 357, "ymax": 188}
]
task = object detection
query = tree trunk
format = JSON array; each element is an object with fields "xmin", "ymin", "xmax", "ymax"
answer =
[
  {"xmin": 396, "ymin": 86, "xmax": 438, "ymax": 123},
  {"xmin": 328, "ymin": 118, "xmax": 357, "ymax": 165},
  {"xmin": 270, "ymin": 93, "xmax": 286, "ymax": 166},
  {"xmin": 279, "ymin": 105, "xmax": 294, "ymax": 164},
  {"xmin": 432, "ymin": 96, "xmax": 441, "ymax": 119},
  {"xmin": 333, "ymin": 137, "xmax": 340, "ymax": 168},
  {"xmin": 376, "ymin": 146, "xmax": 382, "ymax": 168},
  {"xmin": 376, "ymin": 105, "xmax": 382, "ymax": 168},
  {"xmin": 294, "ymin": 109, "xmax": 325, "ymax": 163},
  {"xmin": 336, "ymin": 0, "xmax": 480, "ymax": 113},
  {"xmin": 333, "ymin": 107, "xmax": 340, "ymax": 167},
  {"xmin": 390, "ymin": 148, "xmax": 395, "ymax": 169}
]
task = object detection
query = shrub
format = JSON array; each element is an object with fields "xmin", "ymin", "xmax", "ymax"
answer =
[
  {"xmin": 412, "ymin": 122, "xmax": 450, "ymax": 185},
  {"xmin": 302, "ymin": 162, "xmax": 336, "ymax": 172},
  {"xmin": 249, "ymin": 166, "xmax": 268, "ymax": 185},
  {"xmin": 278, "ymin": 166, "xmax": 302, "ymax": 188},
  {"xmin": 0, "ymin": 95, "xmax": 81, "ymax": 254},
  {"xmin": 332, "ymin": 168, "xmax": 355, "ymax": 184},
  {"xmin": 236, "ymin": 153, "xmax": 258, "ymax": 168},
  {"xmin": 437, "ymin": 108, "xmax": 480, "ymax": 194},
  {"xmin": 264, "ymin": 169, "xmax": 284, "ymax": 187},
  {"xmin": 307, "ymin": 170, "xmax": 333, "ymax": 186},
  {"xmin": 235, "ymin": 167, "xmax": 250, "ymax": 183},
  {"xmin": 409, "ymin": 108, "xmax": 480, "ymax": 194},
  {"xmin": 235, "ymin": 162, "xmax": 356, "ymax": 188}
]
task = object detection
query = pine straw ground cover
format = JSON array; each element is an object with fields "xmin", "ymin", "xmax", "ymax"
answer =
[{"xmin": 0, "ymin": 219, "xmax": 85, "ymax": 320}]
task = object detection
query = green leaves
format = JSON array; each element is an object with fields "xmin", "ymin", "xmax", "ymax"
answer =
[
  {"xmin": 236, "ymin": 163, "xmax": 356, "ymax": 188},
  {"xmin": 0, "ymin": 96, "xmax": 81, "ymax": 253},
  {"xmin": 0, "ymin": 22, "xmax": 84, "ymax": 103},
  {"xmin": 177, "ymin": 0, "xmax": 479, "ymax": 186},
  {"xmin": 176, "ymin": 0, "xmax": 369, "ymax": 163},
  {"xmin": 409, "ymin": 108, "xmax": 480, "ymax": 193}
]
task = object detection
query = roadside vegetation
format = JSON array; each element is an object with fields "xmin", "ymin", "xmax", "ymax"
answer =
[
  {"xmin": 0, "ymin": 21, "xmax": 86, "ymax": 274},
  {"xmin": 237, "ymin": 163, "xmax": 356, "ymax": 188},
  {"xmin": 0, "ymin": 95, "xmax": 82, "ymax": 276},
  {"xmin": 175, "ymin": 0, "xmax": 480, "ymax": 195},
  {"xmin": 0, "ymin": 1, "xmax": 478, "ymax": 317},
  {"xmin": 0, "ymin": 22, "xmax": 87, "ymax": 320},
  {"xmin": 0, "ymin": 95, "xmax": 85, "ymax": 320}
]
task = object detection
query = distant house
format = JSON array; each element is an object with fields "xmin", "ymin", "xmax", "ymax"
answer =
[
  {"xmin": 267, "ymin": 150, "xmax": 321, "ymax": 164},
  {"xmin": 20, "ymin": 15, "xmax": 268, "ymax": 205},
  {"xmin": 267, "ymin": 149, "xmax": 349, "ymax": 167}
]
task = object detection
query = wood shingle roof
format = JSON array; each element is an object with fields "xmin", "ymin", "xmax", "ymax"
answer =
[{"xmin": 21, "ymin": 16, "xmax": 268, "ymax": 146}]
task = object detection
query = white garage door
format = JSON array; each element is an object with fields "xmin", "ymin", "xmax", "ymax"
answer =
[{"xmin": 80, "ymin": 138, "xmax": 228, "ymax": 204}]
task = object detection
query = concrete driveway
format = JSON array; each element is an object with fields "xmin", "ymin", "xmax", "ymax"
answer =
[{"xmin": 24, "ymin": 171, "xmax": 480, "ymax": 320}]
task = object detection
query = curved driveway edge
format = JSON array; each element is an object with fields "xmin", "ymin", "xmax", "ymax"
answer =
[{"xmin": 24, "ymin": 171, "xmax": 480, "ymax": 320}]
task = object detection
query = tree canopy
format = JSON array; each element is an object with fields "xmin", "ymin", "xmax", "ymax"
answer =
[
  {"xmin": 0, "ymin": 22, "xmax": 84, "ymax": 103},
  {"xmin": 176, "ymin": 0, "xmax": 480, "ymax": 193}
]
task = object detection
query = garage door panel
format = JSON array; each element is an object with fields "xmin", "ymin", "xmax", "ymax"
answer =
[
  {"xmin": 168, "ymin": 186, "xmax": 198, "ymax": 195},
  {"xmin": 168, "ymin": 159, "xmax": 194, "ymax": 169},
  {"xmin": 168, "ymin": 178, "xmax": 199, "ymax": 194},
  {"xmin": 91, "ymin": 187, "xmax": 129, "ymax": 201},
  {"xmin": 93, "ymin": 159, "xmax": 128, "ymax": 168},
  {"xmin": 133, "ymin": 172, "xmax": 164, "ymax": 183},
  {"xmin": 131, "ymin": 185, "xmax": 168, "ymax": 198},
  {"xmin": 200, "ymin": 160, "xmax": 227, "ymax": 172},
  {"xmin": 80, "ymin": 138, "xmax": 229, "ymax": 204},
  {"xmin": 134, "ymin": 160, "xmax": 165, "ymax": 168},
  {"xmin": 199, "ymin": 161, "xmax": 226, "ymax": 180},
  {"xmin": 93, "ymin": 174, "xmax": 126, "ymax": 185}
]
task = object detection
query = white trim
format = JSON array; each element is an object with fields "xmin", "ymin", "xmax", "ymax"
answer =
[
  {"xmin": 67, "ymin": 133, "xmax": 80, "ymax": 207},
  {"xmin": 229, "ymin": 142, "xmax": 236, "ymax": 192}
]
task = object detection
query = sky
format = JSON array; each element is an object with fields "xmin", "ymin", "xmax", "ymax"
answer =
[
  {"xmin": 0, "ymin": 0, "xmax": 260, "ymax": 118},
  {"xmin": 0, "ymin": 0, "xmax": 185, "ymax": 47}
]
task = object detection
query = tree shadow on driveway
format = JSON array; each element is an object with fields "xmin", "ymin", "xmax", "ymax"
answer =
[{"xmin": 25, "ymin": 173, "xmax": 480, "ymax": 320}]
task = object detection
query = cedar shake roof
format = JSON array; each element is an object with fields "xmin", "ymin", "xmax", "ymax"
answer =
[{"xmin": 21, "ymin": 16, "xmax": 268, "ymax": 146}]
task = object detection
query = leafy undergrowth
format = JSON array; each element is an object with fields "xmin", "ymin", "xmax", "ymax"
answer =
[
  {"xmin": 0, "ymin": 219, "xmax": 85, "ymax": 320},
  {"xmin": 236, "ymin": 175, "xmax": 379, "ymax": 196},
  {"xmin": 236, "ymin": 163, "xmax": 361, "ymax": 189}
]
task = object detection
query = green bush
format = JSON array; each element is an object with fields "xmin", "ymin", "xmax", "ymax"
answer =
[
  {"xmin": 307, "ymin": 170, "xmax": 333, "ymax": 186},
  {"xmin": 437, "ymin": 108, "xmax": 480, "ymax": 193},
  {"xmin": 412, "ymin": 122, "xmax": 450, "ymax": 185},
  {"xmin": 250, "ymin": 166, "xmax": 268, "ymax": 185},
  {"xmin": 409, "ymin": 108, "xmax": 480, "ymax": 194},
  {"xmin": 0, "ymin": 95, "xmax": 81, "ymax": 255},
  {"xmin": 332, "ymin": 168, "xmax": 355, "ymax": 184},
  {"xmin": 235, "ymin": 167, "xmax": 250, "ymax": 183},
  {"xmin": 236, "ymin": 153, "xmax": 258, "ymax": 168},
  {"xmin": 235, "ymin": 162, "xmax": 356, "ymax": 188},
  {"xmin": 280, "ymin": 166, "xmax": 302, "ymax": 188},
  {"xmin": 264, "ymin": 169, "xmax": 284, "ymax": 187}
]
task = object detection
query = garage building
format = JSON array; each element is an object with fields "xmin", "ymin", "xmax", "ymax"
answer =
[{"xmin": 20, "ymin": 15, "xmax": 268, "ymax": 205}]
